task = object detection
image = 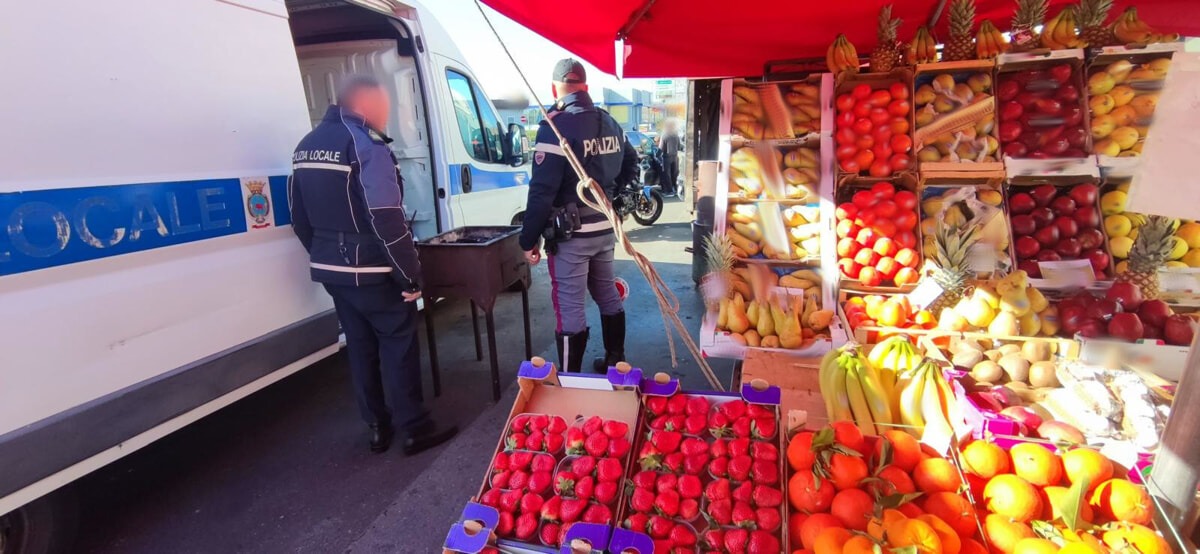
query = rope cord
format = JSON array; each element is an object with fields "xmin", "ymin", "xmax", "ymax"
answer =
[{"xmin": 472, "ymin": 0, "xmax": 722, "ymax": 390}]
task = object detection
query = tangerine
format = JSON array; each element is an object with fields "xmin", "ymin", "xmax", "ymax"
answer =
[
  {"xmin": 983, "ymin": 474, "xmax": 1042, "ymax": 522},
  {"xmin": 842, "ymin": 535, "xmax": 876, "ymax": 554},
  {"xmin": 867, "ymin": 508, "xmax": 908, "ymax": 540},
  {"xmin": 830, "ymin": 488, "xmax": 874, "ymax": 531},
  {"xmin": 1061, "ymin": 449, "xmax": 1112, "ymax": 492},
  {"xmin": 812, "ymin": 526, "xmax": 853, "ymax": 554},
  {"xmin": 877, "ymin": 429, "xmax": 923, "ymax": 472},
  {"xmin": 1101, "ymin": 523, "xmax": 1169, "ymax": 554},
  {"xmin": 789, "ymin": 470, "xmax": 836, "ymax": 513},
  {"xmin": 922, "ymin": 491, "xmax": 979, "ymax": 537},
  {"xmin": 799, "ymin": 513, "xmax": 843, "ymax": 549},
  {"xmin": 828, "ymin": 452, "xmax": 869, "ymax": 490},
  {"xmin": 918, "ymin": 514, "xmax": 962, "ymax": 554},
  {"xmin": 983, "ymin": 514, "xmax": 1035, "ymax": 554},
  {"xmin": 830, "ymin": 421, "xmax": 866, "ymax": 453},
  {"xmin": 1012, "ymin": 538, "xmax": 1059, "ymax": 554},
  {"xmin": 879, "ymin": 300, "xmax": 907, "ymax": 327},
  {"xmin": 960, "ymin": 539, "xmax": 989, "ymax": 554},
  {"xmin": 913, "ymin": 457, "xmax": 963, "ymax": 493},
  {"xmin": 1042, "ymin": 485, "xmax": 1094, "ymax": 522},
  {"xmin": 1089, "ymin": 478, "xmax": 1153, "ymax": 525},
  {"xmin": 888, "ymin": 518, "xmax": 943, "ymax": 553},
  {"xmin": 788, "ymin": 431, "xmax": 817, "ymax": 470},
  {"xmin": 962, "ymin": 441, "xmax": 1012, "ymax": 479},
  {"xmin": 788, "ymin": 513, "xmax": 808, "ymax": 550},
  {"xmin": 868, "ymin": 465, "xmax": 917, "ymax": 496},
  {"xmin": 897, "ymin": 502, "xmax": 925, "ymax": 518},
  {"xmin": 1060, "ymin": 529, "xmax": 1111, "ymax": 553},
  {"xmin": 1009, "ymin": 443, "xmax": 1063, "ymax": 487}
]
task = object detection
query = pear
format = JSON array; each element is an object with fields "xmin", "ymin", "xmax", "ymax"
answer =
[
  {"xmin": 938, "ymin": 307, "xmax": 969, "ymax": 332},
  {"xmin": 757, "ymin": 298, "xmax": 775, "ymax": 337},
  {"xmin": 1018, "ymin": 311, "xmax": 1041, "ymax": 337},
  {"xmin": 1000, "ymin": 290, "xmax": 1032, "ymax": 317},
  {"xmin": 964, "ymin": 297, "xmax": 997, "ymax": 329},
  {"xmin": 973, "ymin": 285, "xmax": 1001, "ymax": 310},
  {"xmin": 1027, "ymin": 287, "xmax": 1049, "ymax": 313},
  {"xmin": 989, "ymin": 311, "xmax": 1020, "ymax": 336},
  {"xmin": 914, "ymin": 84, "xmax": 937, "ymax": 106},
  {"xmin": 967, "ymin": 73, "xmax": 992, "ymax": 93},
  {"xmin": 727, "ymin": 294, "xmax": 751, "ymax": 334},
  {"xmin": 718, "ymin": 297, "xmax": 730, "ymax": 329}
]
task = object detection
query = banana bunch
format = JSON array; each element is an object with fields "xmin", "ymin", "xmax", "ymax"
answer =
[
  {"xmin": 1112, "ymin": 7, "xmax": 1180, "ymax": 44},
  {"xmin": 907, "ymin": 26, "xmax": 938, "ymax": 64},
  {"xmin": 895, "ymin": 357, "xmax": 960, "ymax": 440},
  {"xmin": 726, "ymin": 202, "xmax": 822, "ymax": 261},
  {"xmin": 728, "ymin": 146, "xmax": 818, "ymax": 200},
  {"xmin": 732, "ymin": 83, "xmax": 821, "ymax": 140},
  {"xmin": 826, "ymin": 34, "xmax": 860, "ymax": 76},
  {"xmin": 1040, "ymin": 6, "xmax": 1082, "ymax": 50},
  {"xmin": 867, "ymin": 336, "xmax": 922, "ymax": 400},
  {"xmin": 819, "ymin": 345, "xmax": 894, "ymax": 436},
  {"xmin": 975, "ymin": 19, "xmax": 1010, "ymax": 58}
]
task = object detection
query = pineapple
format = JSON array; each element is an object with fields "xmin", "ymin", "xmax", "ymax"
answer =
[
  {"xmin": 1078, "ymin": 0, "xmax": 1116, "ymax": 47},
  {"xmin": 927, "ymin": 223, "xmax": 981, "ymax": 315},
  {"xmin": 1116, "ymin": 215, "xmax": 1174, "ymax": 300},
  {"xmin": 702, "ymin": 232, "xmax": 736, "ymax": 304},
  {"xmin": 942, "ymin": 0, "xmax": 977, "ymax": 62},
  {"xmin": 870, "ymin": 5, "xmax": 903, "ymax": 72},
  {"xmin": 1010, "ymin": 0, "xmax": 1049, "ymax": 51}
]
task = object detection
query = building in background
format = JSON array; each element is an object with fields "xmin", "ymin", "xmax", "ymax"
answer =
[{"xmin": 520, "ymin": 85, "xmax": 661, "ymax": 139}]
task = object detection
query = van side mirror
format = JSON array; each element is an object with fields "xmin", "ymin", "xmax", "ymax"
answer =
[{"xmin": 506, "ymin": 123, "xmax": 528, "ymax": 166}]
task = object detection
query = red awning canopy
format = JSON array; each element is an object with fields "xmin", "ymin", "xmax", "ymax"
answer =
[{"xmin": 480, "ymin": 0, "xmax": 1197, "ymax": 78}]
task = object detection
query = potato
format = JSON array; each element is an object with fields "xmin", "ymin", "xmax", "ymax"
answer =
[
  {"xmin": 1029, "ymin": 361, "xmax": 1060, "ymax": 388},
  {"xmin": 971, "ymin": 360, "xmax": 1005, "ymax": 383},
  {"xmin": 984, "ymin": 349, "xmax": 1003, "ymax": 362},
  {"xmin": 998, "ymin": 344, "xmax": 1022, "ymax": 357},
  {"xmin": 953, "ymin": 349, "xmax": 985, "ymax": 369},
  {"xmin": 999, "ymin": 354, "xmax": 1031, "ymax": 383}
]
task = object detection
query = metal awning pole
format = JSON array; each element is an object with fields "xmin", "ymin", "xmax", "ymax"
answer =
[{"xmin": 1148, "ymin": 329, "xmax": 1200, "ymax": 550}]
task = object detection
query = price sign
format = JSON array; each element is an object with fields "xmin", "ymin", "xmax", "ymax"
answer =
[{"xmin": 1038, "ymin": 259, "xmax": 1096, "ymax": 289}]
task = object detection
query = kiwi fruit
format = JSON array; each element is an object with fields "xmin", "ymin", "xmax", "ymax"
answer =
[
  {"xmin": 1029, "ymin": 361, "xmax": 1060, "ymax": 388},
  {"xmin": 999, "ymin": 354, "xmax": 1031, "ymax": 383},
  {"xmin": 970, "ymin": 360, "xmax": 1005, "ymax": 383},
  {"xmin": 1022, "ymin": 341, "xmax": 1052, "ymax": 363},
  {"xmin": 984, "ymin": 349, "xmax": 1003, "ymax": 362},
  {"xmin": 998, "ymin": 344, "xmax": 1022, "ymax": 357},
  {"xmin": 953, "ymin": 349, "xmax": 985, "ymax": 369}
]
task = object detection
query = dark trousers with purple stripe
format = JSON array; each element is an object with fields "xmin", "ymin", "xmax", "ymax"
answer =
[{"xmin": 547, "ymin": 232, "xmax": 624, "ymax": 334}]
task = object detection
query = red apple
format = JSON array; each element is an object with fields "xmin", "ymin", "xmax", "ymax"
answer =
[
  {"xmin": 1055, "ymin": 237, "xmax": 1082, "ymax": 258},
  {"xmin": 1064, "ymin": 148, "xmax": 1088, "ymax": 158},
  {"xmin": 1018, "ymin": 259, "xmax": 1042, "ymax": 277},
  {"xmin": 1060, "ymin": 305, "xmax": 1089, "ymax": 335},
  {"xmin": 998, "ymin": 80, "xmax": 1020, "ymax": 101},
  {"xmin": 1064, "ymin": 126, "xmax": 1089, "ymax": 148},
  {"xmin": 1009, "ymin": 193, "xmax": 1036, "ymax": 215},
  {"xmin": 1050, "ymin": 196, "xmax": 1077, "ymax": 215},
  {"xmin": 1138, "ymin": 299, "xmax": 1174, "ymax": 328},
  {"xmin": 1087, "ymin": 298, "xmax": 1122, "ymax": 321},
  {"xmin": 1143, "ymin": 325, "xmax": 1163, "ymax": 341},
  {"xmin": 1078, "ymin": 228, "xmax": 1105, "ymax": 250},
  {"xmin": 1106, "ymin": 281, "xmax": 1145, "ymax": 311},
  {"xmin": 1049, "ymin": 64, "xmax": 1073, "ymax": 84},
  {"xmin": 1062, "ymin": 106, "xmax": 1084, "ymax": 127},
  {"xmin": 1034, "ymin": 226, "xmax": 1060, "ymax": 246},
  {"xmin": 1074, "ymin": 209, "xmax": 1101, "ymax": 230},
  {"xmin": 1003, "ymin": 142, "xmax": 1029, "ymax": 158},
  {"xmin": 1035, "ymin": 98, "xmax": 1064, "ymax": 115},
  {"xmin": 1108, "ymin": 312, "xmax": 1145, "ymax": 341},
  {"xmin": 1164, "ymin": 314, "xmax": 1196, "ymax": 346},
  {"xmin": 1015, "ymin": 236, "xmax": 1042, "ymax": 258},
  {"xmin": 1000, "ymin": 101, "xmax": 1024, "ymax": 121},
  {"xmin": 1000, "ymin": 406, "xmax": 1044, "ymax": 431},
  {"xmin": 1030, "ymin": 185, "xmax": 1058, "ymax": 207},
  {"xmin": 1056, "ymin": 84, "xmax": 1080, "ymax": 102},
  {"xmin": 1043, "ymin": 137, "xmax": 1070, "ymax": 156},
  {"xmin": 1012, "ymin": 214, "xmax": 1038, "ymax": 236},
  {"xmin": 1037, "ymin": 249, "xmax": 1062, "ymax": 262},
  {"xmin": 1077, "ymin": 318, "xmax": 1106, "ymax": 338},
  {"xmin": 1054, "ymin": 216, "xmax": 1079, "ymax": 237},
  {"xmin": 1085, "ymin": 248, "xmax": 1110, "ymax": 272},
  {"xmin": 1000, "ymin": 123, "xmax": 1024, "ymax": 143},
  {"xmin": 1069, "ymin": 183, "xmax": 1099, "ymax": 206},
  {"xmin": 1031, "ymin": 207, "xmax": 1056, "ymax": 228}
]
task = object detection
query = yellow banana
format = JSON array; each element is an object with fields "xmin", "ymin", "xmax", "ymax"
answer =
[
  {"xmin": 818, "ymin": 349, "xmax": 842, "ymax": 419},
  {"xmin": 919, "ymin": 367, "xmax": 954, "ymax": 447},
  {"xmin": 828, "ymin": 355, "xmax": 854, "ymax": 422},
  {"xmin": 845, "ymin": 360, "xmax": 877, "ymax": 437},
  {"xmin": 897, "ymin": 365, "xmax": 928, "ymax": 437},
  {"xmin": 1057, "ymin": 7, "xmax": 1081, "ymax": 48},
  {"xmin": 1040, "ymin": 11, "xmax": 1063, "ymax": 49},
  {"xmin": 857, "ymin": 358, "xmax": 895, "ymax": 426}
]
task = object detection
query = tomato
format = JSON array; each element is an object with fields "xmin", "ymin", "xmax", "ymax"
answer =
[
  {"xmin": 872, "ymin": 125, "xmax": 893, "ymax": 144},
  {"xmin": 852, "ymin": 84, "xmax": 872, "ymax": 99},
  {"xmin": 854, "ymin": 150, "xmax": 876, "ymax": 170},
  {"xmin": 853, "ymin": 118, "xmax": 874, "ymax": 135},
  {"xmin": 856, "ymin": 135, "xmax": 875, "ymax": 151},
  {"xmin": 890, "ymin": 153, "xmax": 913, "ymax": 171},
  {"xmin": 895, "ymin": 230, "xmax": 917, "ymax": 249},
  {"xmin": 872, "ymin": 142, "xmax": 893, "ymax": 162},
  {"xmin": 868, "ymin": 90, "xmax": 893, "ymax": 107},
  {"xmin": 874, "ymin": 200, "xmax": 898, "ymax": 219},
  {"xmin": 870, "ymin": 182, "xmax": 895, "ymax": 199},
  {"xmin": 890, "ymin": 134, "xmax": 913, "ymax": 154},
  {"xmin": 869, "ymin": 160, "xmax": 893, "ymax": 178},
  {"xmin": 893, "ymin": 190, "xmax": 918, "ymax": 211},
  {"xmin": 835, "ymin": 93, "xmax": 856, "ymax": 112},
  {"xmin": 888, "ymin": 99, "xmax": 911, "ymax": 117},
  {"xmin": 869, "ymin": 108, "xmax": 891, "ymax": 125},
  {"xmin": 859, "ymin": 209, "xmax": 877, "ymax": 226},
  {"xmin": 840, "ymin": 159, "xmax": 861, "ymax": 173},
  {"xmin": 889, "ymin": 118, "xmax": 910, "ymax": 135},
  {"xmin": 836, "ymin": 127, "xmax": 857, "ymax": 146},
  {"xmin": 837, "ymin": 111, "xmax": 856, "ymax": 128},
  {"xmin": 852, "ymin": 189, "xmax": 876, "ymax": 208},
  {"xmin": 874, "ymin": 219, "xmax": 898, "ymax": 238},
  {"xmin": 836, "ymin": 144, "xmax": 858, "ymax": 160},
  {"xmin": 853, "ymin": 102, "xmax": 872, "ymax": 118},
  {"xmin": 889, "ymin": 82, "xmax": 909, "ymax": 100},
  {"xmin": 895, "ymin": 210, "xmax": 918, "ymax": 231}
]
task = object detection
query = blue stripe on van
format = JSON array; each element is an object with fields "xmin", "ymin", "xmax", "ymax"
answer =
[
  {"xmin": 448, "ymin": 164, "xmax": 529, "ymax": 195},
  {"xmin": 1, "ymin": 177, "xmax": 289, "ymax": 276}
]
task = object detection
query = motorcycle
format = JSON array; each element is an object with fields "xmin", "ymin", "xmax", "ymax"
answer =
[{"xmin": 613, "ymin": 180, "xmax": 664, "ymax": 226}]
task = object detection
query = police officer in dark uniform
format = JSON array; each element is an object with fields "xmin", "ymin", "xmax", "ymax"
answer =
[
  {"xmin": 520, "ymin": 59, "xmax": 639, "ymax": 373},
  {"xmin": 289, "ymin": 75, "xmax": 456, "ymax": 454}
]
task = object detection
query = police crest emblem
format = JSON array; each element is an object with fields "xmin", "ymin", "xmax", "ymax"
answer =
[
  {"xmin": 534, "ymin": 151, "xmax": 545, "ymax": 165},
  {"xmin": 243, "ymin": 179, "xmax": 272, "ymax": 229}
]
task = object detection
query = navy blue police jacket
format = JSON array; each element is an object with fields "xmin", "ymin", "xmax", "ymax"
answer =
[
  {"xmin": 289, "ymin": 105, "xmax": 421, "ymax": 289},
  {"xmin": 519, "ymin": 91, "xmax": 639, "ymax": 251}
]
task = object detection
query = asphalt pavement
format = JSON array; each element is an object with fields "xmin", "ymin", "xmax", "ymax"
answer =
[{"xmin": 71, "ymin": 196, "xmax": 734, "ymax": 553}]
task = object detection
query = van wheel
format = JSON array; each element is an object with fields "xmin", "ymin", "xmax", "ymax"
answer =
[
  {"xmin": 510, "ymin": 212, "xmax": 524, "ymax": 225},
  {"xmin": 0, "ymin": 490, "xmax": 78, "ymax": 554}
]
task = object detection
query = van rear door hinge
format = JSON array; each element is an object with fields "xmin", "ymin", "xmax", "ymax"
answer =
[{"xmin": 415, "ymin": 35, "xmax": 425, "ymax": 53}]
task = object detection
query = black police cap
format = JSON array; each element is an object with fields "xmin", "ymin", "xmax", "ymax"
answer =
[{"xmin": 552, "ymin": 58, "xmax": 586, "ymax": 84}]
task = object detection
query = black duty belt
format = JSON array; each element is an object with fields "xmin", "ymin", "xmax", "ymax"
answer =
[{"xmin": 313, "ymin": 229, "xmax": 379, "ymax": 244}]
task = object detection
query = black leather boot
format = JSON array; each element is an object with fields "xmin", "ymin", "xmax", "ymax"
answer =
[
  {"xmin": 402, "ymin": 422, "xmax": 459, "ymax": 456},
  {"xmin": 592, "ymin": 311, "xmax": 626, "ymax": 373},
  {"xmin": 369, "ymin": 423, "xmax": 394, "ymax": 453},
  {"xmin": 555, "ymin": 329, "xmax": 589, "ymax": 373}
]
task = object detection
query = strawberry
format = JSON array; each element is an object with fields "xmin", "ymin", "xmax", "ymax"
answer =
[
  {"xmin": 632, "ymin": 470, "xmax": 657, "ymax": 489},
  {"xmin": 570, "ymin": 456, "xmax": 596, "ymax": 477},
  {"xmin": 637, "ymin": 443, "xmax": 662, "ymax": 470},
  {"xmin": 685, "ymin": 395, "xmax": 710, "ymax": 416},
  {"xmin": 480, "ymin": 487, "xmax": 502, "ymax": 508},
  {"xmin": 669, "ymin": 523, "xmax": 697, "ymax": 546},
  {"xmin": 647, "ymin": 515, "xmax": 674, "ymax": 539},
  {"xmin": 555, "ymin": 471, "xmax": 576, "ymax": 496},
  {"xmin": 728, "ymin": 437, "xmax": 751, "ymax": 457},
  {"xmin": 547, "ymin": 415, "xmax": 567, "ymax": 434},
  {"xmin": 679, "ymin": 498, "xmax": 699, "ymax": 520},
  {"xmin": 540, "ymin": 496, "xmax": 562, "ymax": 521},
  {"xmin": 661, "ymin": 452, "xmax": 684, "ymax": 473},
  {"xmin": 510, "ymin": 451, "xmax": 532, "ymax": 470},
  {"xmin": 654, "ymin": 489, "xmax": 680, "ymax": 517},
  {"xmin": 707, "ymin": 498, "xmax": 732, "ymax": 526},
  {"xmin": 710, "ymin": 438, "xmax": 729, "ymax": 458},
  {"xmin": 751, "ymin": 485, "xmax": 783, "ymax": 508},
  {"xmin": 653, "ymin": 540, "xmax": 673, "ymax": 553},
  {"xmin": 645, "ymin": 396, "xmax": 668, "ymax": 416},
  {"xmin": 630, "ymin": 486, "xmax": 655, "ymax": 512},
  {"xmin": 732, "ymin": 500, "xmax": 756, "ymax": 528},
  {"xmin": 750, "ymin": 460, "xmax": 778, "ymax": 485},
  {"xmin": 729, "ymin": 455, "xmax": 752, "ymax": 482},
  {"xmin": 595, "ymin": 457, "xmax": 622, "ymax": 482},
  {"xmin": 683, "ymin": 453, "xmax": 709, "ymax": 476},
  {"xmin": 526, "ymin": 430, "xmax": 545, "ymax": 451},
  {"xmin": 602, "ymin": 420, "xmax": 629, "ymax": 439},
  {"xmin": 649, "ymin": 415, "xmax": 669, "ymax": 431},
  {"xmin": 751, "ymin": 416, "xmax": 777, "ymax": 440},
  {"xmin": 595, "ymin": 481, "xmax": 618, "ymax": 505},
  {"xmin": 491, "ymin": 470, "xmax": 511, "ymax": 489},
  {"xmin": 560, "ymin": 498, "xmax": 587, "ymax": 523},
  {"xmin": 514, "ymin": 512, "xmax": 538, "ymax": 540},
  {"xmin": 529, "ymin": 414, "xmax": 548, "ymax": 431},
  {"xmin": 528, "ymin": 471, "xmax": 552, "ymax": 494},
  {"xmin": 574, "ymin": 475, "xmax": 595, "ymax": 501},
  {"xmin": 750, "ymin": 442, "xmax": 778, "ymax": 462},
  {"xmin": 666, "ymin": 415, "xmax": 687, "ymax": 431},
  {"xmin": 705, "ymin": 478, "xmax": 731, "ymax": 501},
  {"xmin": 709, "ymin": 456, "xmax": 729, "ymax": 478},
  {"xmin": 557, "ymin": 523, "xmax": 572, "ymax": 546},
  {"xmin": 519, "ymin": 492, "xmax": 544, "ymax": 514},
  {"xmin": 584, "ymin": 432, "xmax": 609, "ymax": 457},
  {"xmin": 708, "ymin": 411, "xmax": 731, "ymax": 437},
  {"xmin": 684, "ymin": 413, "xmax": 707, "ymax": 436},
  {"xmin": 506, "ymin": 432, "xmax": 527, "ymax": 450},
  {"xmin": 581, "ymin": 415, "xmax": 603, "ymax": 436},
  {"xmin": 677, "ymin": 474, "xmax": 702, "ymax": 499},
  {"xmin": 703, "ymin": 529, "xmax": 725, "ymax": 551},
  {"xmin": 499, "ymin": 489, "xmax": 523, "ymax": 513},
  {"xmin": 732, "ymin": 480, "xmax": 753, "ymax": 503},
  {"xmin": 723, "ymin": 527, "xmax": 749, "ymax": 553},
  {"xmin": 747, "ymin": 530, "xmax": 780, "ymax": 553},
  {"xmin": 496, "ymin": 511, "xmax": 514, "ymax": 537},
  {"xmin": 539, "ymin": 522, "xmax": 560, "ymax": 546},
  {"xmin": 492, "ymin": 451, "xmax": 510, "ymax": 471},
  {"xmin": 510, "ymin": 415, "xmax": 529, "ymax": 433},
  {"xmin": 531, "ymin": 454, "xmax": 556, "ymax": 473},
  {"xmin": 719, "ymin": 400, "xmax": 747, "ymax": 420},
  {"xmin": 623, "ymin": 512, "xmax": 649, "ymax": 533},
  {"xmin": 666, "ymin": 394, "xmax": 688, "ymax": 414},
  {"xmin": 583, "ymin": 503, "xmax": 612, "ymax": 524},
  {"xmin": 607, "ymin": 437, "xmax": 631, "ymax": 459},
  {"xmin": 755, "ymin": 507, "xmax": 781, "ymax": 532},
  {"xmin": 747, "ymin": 404, "xmax": 773, "ymax": 418},
  {"xmin": 731, "ymin": 417, "xmax": 752, "ymax": 438},
  {"xmin": 509, "ymin": 470, "xmax": 530, "ymax": 491},
  {"xmin": 680, "ymin": 437, "xmax": 708, "ymax": 456},
  {"xmin": 649, "ymin": 430, "xmax": 682, "ymax": 454},
  {"xmin": 565, "ymin": 427, "xmax": 585, "ymax": 455},
  {"xmin": 671, "ymin": 546, "xmax": 691, "ymax": 553},
  {"xmin": 544, "ymin": 433, "xmax": 564, "ymax": 452},
  {"xmin": 655, "ymin": 473, "xmax": 678, "ymax": 494}
]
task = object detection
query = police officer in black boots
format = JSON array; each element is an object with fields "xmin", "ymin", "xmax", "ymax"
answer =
[
  {"xmin": 289, "ymin": 75, "xmax": 457, "ymax": 454},
  {"xmin": 520, "ymin": 59, "xmax": 639, "ymax": 373}
]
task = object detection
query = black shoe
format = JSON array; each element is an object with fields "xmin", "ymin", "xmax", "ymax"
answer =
[
  {"xmin": 556, "ymin": 329, "xmax": 589, "ymax": 373},
  {"xmin": 592, "ymin": 312, "xmax": 626, "ymax": 373},
  {"xmin": 402, "ymin": 424, "xmax": 459, "ymax": 456},
  {"xmin": 369, "ymin": 423, "xmax": 394, "ymax": 453}
]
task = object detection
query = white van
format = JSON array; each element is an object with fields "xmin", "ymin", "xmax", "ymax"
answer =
[{"xmin": 0, "ymin": 1, "xmax": 529, "ymax": 550}]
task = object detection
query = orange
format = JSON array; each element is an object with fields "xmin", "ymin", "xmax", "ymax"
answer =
[
  {"xmin": 799, "ymin": 513, "xmax": 843, "ymax": 550},
  {"xmin": 962, "ymin": 441, "xmax": 1011, "ymax": 479},
  {"xmin": 879, "ymin": 300, "xmax": 907, "ymax": 327},
  {"xmin": 788, "ymin": 513, "xmax": 808, "ymax": 550},
  {"xmin": 829, "ymin": 421, "xmax": 866, "ymax": 453},
  {"xmin": 788, "ymin": 431, "xmax": 817, "ymax": 470},
  {"xmin": 868, "ymin": 508, "xmax": 908, "ymax": 540},
  {"xmin": 1009, "ymin": 443, "xmax": 1063, "ymax": 487},
  {"xmin": 877, "ymin": 429, "xmax": 924, "ymax": 471},
  {"xmin": 1061, "ymin": 449, "xmax": 1112, "ymax": 492},
  {"xmin": 1060, "ymin": 529, "xmax": 1111, "ymax": 554},
  {"xmin": 918, "ymin": 514, "xmax": 962, "ymax": 554},
  {"xmin": 922, "ymin": 491, "xmax": 979, "ymax": 537},
  {"xmin": 830, "ymin": 488, "xmax": 874, "ymax": 531},
  {"xmin": 888, "ymin": 518, "xmax": 943, "ymax": 553},
  {"xmin": 1042, "ymin": 485, "xmax": 1094, "ymax": 522},
  {"xmin": 983, "ymin": 474, "xmax": 1043, "ymax": 522},
  {"xmin": 1012, "ymin": 538, "xmax": 1058, "ymax": 554},
  {"xmin": 913, "ymin": 457, "xmax": 963, "ymax": 493},
  {"xmin": 1089, "ymin": 478, "xmax": 1153, "ymax": 525},
  {"xmin": 983, "ymin": 514, "xmax": 1035, "ymax": 554},
  {"xmin": 789, "ymin": 470, "xmax": 836, "ymax": 513},
  {"xmin": 897, "ymin": 502, "xmax": 925, "ymax": 518},
  {"xmin": 828, "ymin": 452, "xmax": 869, "ymax": 490},
  {"xmin": 960, "ymin": 539, "xmax": 989, "ymax": 554},
  {"xmin": 868, "ymin": 465, "xmax": 917, "ymax": 496},
  {"xmin": 1101, "ymin": 523, "xmax": 1169, "ymax": 554},
  {"xmin": 811, "ymin": 526, "xmax": 852, "ymax": 554},
  {"xmin": 842, "ymin": 535, "xmax": 876, "ymax": 554},
  {"xmin": 914, "ymin": 309, "xmax": 936, "ymax": 327}
]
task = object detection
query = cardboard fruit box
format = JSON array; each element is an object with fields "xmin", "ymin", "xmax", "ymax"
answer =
[
  {"xmin": 834, "ymin": 174, "xmax": 924, "ymax": 293},
  {"xmin": 833, "ymin": 68, "xmax": 917, "ymax": 183},
  {"xmin": 995, "ymin": 49, "xmax": 1092, "ymax": 164},
  {"xmin": 1085, "ymin": 43, "xmax": 1181, "ymax": 165},
  {"xmin": 913, "ymin": 60, "xmax": 1004, "ymax": 176},
  {"xmin": 918, "ymin": 175, "xmax": 1014, "ymax": 279},
  {"xmin": 1005, "ymin": 171, "xmax": 1113, "ymax": 282}
]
